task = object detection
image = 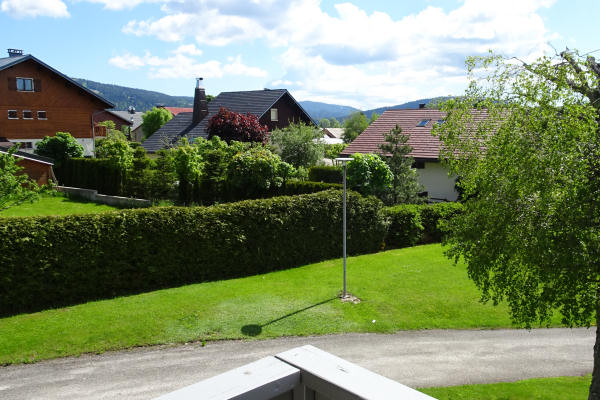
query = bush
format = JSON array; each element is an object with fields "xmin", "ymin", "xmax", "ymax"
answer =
[
  {"xmin": 0, "ymin": 190, "xmax": 387, "ymax": 316},
  {"xmin": 54, "ymin": 158, "xmax": 123, "ymax": 196},
  {"xmin": 384, "ymin": 202, "xmax": 463, "ymax": 249},
  {"xmin": 34, "ymin": 132, "xmax": 84, "ymax": 167},
  {"xmin": 207, "ymin": 107, "xmax": 268, "ymax": 143},
  {"xmin": 309, "ymin": 166, "xmax": 342, "ymax": 183}
]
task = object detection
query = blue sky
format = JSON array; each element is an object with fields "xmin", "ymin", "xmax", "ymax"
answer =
[{"xmin": 1, "ymin": 0, "xmax": 598, "ymax": 109}]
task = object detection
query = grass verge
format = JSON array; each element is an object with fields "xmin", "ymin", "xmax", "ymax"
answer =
[
  {"xmin": 0, "ymin": 244, "xmax": 548, "ymax": 364},
  {"xmin": 0, "ymin": 193, "xmax": 118, "ymax": 217},
  {"xmin": 419, "ymin": 375, "xmax": 591, "ymax": 399}
]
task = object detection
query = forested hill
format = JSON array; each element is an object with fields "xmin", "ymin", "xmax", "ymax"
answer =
[{"xmin": 72, "ymin": 78, "xmax": 194, "ymax": 112}]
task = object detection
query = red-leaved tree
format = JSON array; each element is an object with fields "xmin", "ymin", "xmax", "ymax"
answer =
[{"xmin": 207, "ymin": 107, "xmax": 268, "ymax": 143}]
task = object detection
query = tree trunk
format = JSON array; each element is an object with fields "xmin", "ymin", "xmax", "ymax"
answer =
[{"xmin": 589, "ymin": 295, "xmax": 600, "ymax": 400}]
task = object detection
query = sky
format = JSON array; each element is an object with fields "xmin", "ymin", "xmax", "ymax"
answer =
[{"xmin": 1, "ymin": 0, "xmax": 598, "ymax": 110}]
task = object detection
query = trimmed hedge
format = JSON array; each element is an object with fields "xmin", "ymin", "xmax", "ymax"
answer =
[
  {"xmin": 0, "ymin": 190, "xmax": 386, "ymax": 316},
  {"xmin": 55, "ymin": 158, "xmax": 123, "ymax": 195},
  {"xmin": 308, "ymin": 166, "xmax": 343, "ymax": 183},
  {"xmin": 384, "ymin": 202, "xmax": 463, "ymax": 249}
]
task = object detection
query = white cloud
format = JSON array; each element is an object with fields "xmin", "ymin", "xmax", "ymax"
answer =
[
  {"xmin": 1, "ymin": 0, "xmax": 69, "ymax": 18},
  {"xmin": 80, "ymin": 0, "xmax": 165, "ymax": 11},
  {"xmin": 109, "ymin": 51, "xmax": 267, "ymax": 79},
  {"xmin": 118, "ymin": 0, "xmax": 557, "ymax": 108},
  {"xmin": 173, "ymin": 44, "xmax": 203, "ymax": 56}
]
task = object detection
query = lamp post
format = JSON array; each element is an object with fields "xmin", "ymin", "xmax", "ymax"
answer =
[{"xmin": 336, "ymin": 157, "xmax": 353, "ymax": 299}]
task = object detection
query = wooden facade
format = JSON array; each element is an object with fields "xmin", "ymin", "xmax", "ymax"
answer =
[
  {"xmin": 259, "ymin": 93, "xmax": 313, "ymax": 131},
  {"xmin": 0, "ymin": 55, "xmax": 113, "ymax": 154}
]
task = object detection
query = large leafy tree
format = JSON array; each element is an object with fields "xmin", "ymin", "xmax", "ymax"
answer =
[
  {"xmin": 346, "ymin": 153, "xmax": 392, "ymax": 198},
  {"xmin": 0, "ymin": 145, "xmax": 41, "ymax": 211},
  {"xmin": 34, "ymin": 132, "xmax": 84, "ymax": 167},
  {"xmin": 342, "ymin": 112, "xmax": 368, "ymax": 143},
  {"xmin": 270, "ymin": 122, "xmax": 324, "ymax": 168},
  {"xmin": 378, "ymin": 125, "xmax": 422, "ymax": 204},
  {"xmin": 207, "ymin": 107, "xmax": 268, "ymax": 143},
  {"xmin": 141, "ymin": 107, "xmax": 173, "ymax": 139},
  {"xmin": 436, "ymin": 50, "xmax": 600, "ymax": 399}
]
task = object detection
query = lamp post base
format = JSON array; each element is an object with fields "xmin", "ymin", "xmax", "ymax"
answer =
[{"xmin": 339, "ymin": 292, "xmax": 361, "ymax": 304}]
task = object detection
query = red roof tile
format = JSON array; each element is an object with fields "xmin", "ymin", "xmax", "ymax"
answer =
[
  {"xmin": 341, "ymin": 109, "xmax": 446, "ymax": 160},
  {"xmin": 164, "ymin": 107, "xmax": 193, "ymax": 116}
]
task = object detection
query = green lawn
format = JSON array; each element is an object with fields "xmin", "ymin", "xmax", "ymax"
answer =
[
  {"xmin": 0, "ymin": 193, "xmax": 118, "ymax": 217},
  {"xmin": 420, "ymin": 375, "xmax": 591, "ymax": 399},
  {"xmin": 0, "ymin": 244, "xmax": 551, "ymax": 364}
]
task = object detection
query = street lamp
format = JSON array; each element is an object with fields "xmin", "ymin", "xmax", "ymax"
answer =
[{"xmin": 335, "ymin": 157, "xmax": 353, "ymax": 299}]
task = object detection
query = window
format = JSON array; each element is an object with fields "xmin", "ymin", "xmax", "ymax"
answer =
[
  {"xmin": 37, "ymin": 111, "xmax": 47, "ymax": 120},
  {"xmin": 416, "ymin": 119, "xmax": 430, "ymax": 127},
  {"xmin": 8, "ymin": 110, "xmax": 18, "ymax": 119},
  {"xmin": 271, "ymin": 108, "xmax": 278, "ymax": 121},
  {"xmin": 16, "ymin": 142, "xmax": 32, "ymax": 149},
  {"xmin": 16, "ymin": 78, "xmax": 34, "ymax": 92},
  {"xmin": 436, "ymin": 119, "xmax": 445, "ymax": 125},
  {"xmin": 23, "ymin": 110, "xmax": 33, "ymax": 119}
]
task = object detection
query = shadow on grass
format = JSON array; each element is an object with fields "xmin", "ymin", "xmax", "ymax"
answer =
[{"xmin": 241, "ymin": 296, "xmax": 337, "ymax": 337}]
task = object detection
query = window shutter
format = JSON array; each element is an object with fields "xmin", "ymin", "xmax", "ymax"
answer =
[
  {"xmin": 7, "ymin": 77, "xmax": 16, "ymax": 91},
  {"xmin": 34, "ymin": 79, "xmax": 42, "ymax": 92}
]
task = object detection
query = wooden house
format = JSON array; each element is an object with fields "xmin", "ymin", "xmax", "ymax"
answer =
[{"xmin": 0, "ymin": 49, "xmax": 114, "ymax": 156}]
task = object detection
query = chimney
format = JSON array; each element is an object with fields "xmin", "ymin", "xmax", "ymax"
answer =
[
  {"xmin": 418, "ymin": 103, "xmax": 426, "ymax": 109},
  {"xmin": 192, "ymin": 77, "xmax": 208, "ymax": 124},
  {"xmin": 7, "ymin": 49, "xmax": 23, "ymax": 57}
]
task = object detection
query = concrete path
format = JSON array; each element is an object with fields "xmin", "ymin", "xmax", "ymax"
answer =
[{"xmin": 0, "ymin": 328, "xmax": 594, "ymax": 399}]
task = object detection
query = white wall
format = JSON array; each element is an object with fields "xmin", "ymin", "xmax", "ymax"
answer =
[
  {"xmin": 8, "ymin": 138, "xmax": 94, "ymax": 156},
  {"xmin": 417, "ymin": 161, "xmax": 458, "ymax": 202}
]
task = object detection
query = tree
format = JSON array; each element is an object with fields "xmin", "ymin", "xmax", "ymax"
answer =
[
  {"xmin": 319, "ymin": 118, "xmax": 331, "ymax": 128},
  {"xmin": 171, "ymin": 139, "xmax": 204, "ymax": 205},
  {"xmin": 142, "ymin": 107, "xmax": 173, "ymax": 139},
  {"xmin": 435, "ymin": 50, "xmax": 600, "ymax": 399},
  {"xmin": 207, "ymin": 107, "xmax": 268, "ymax": 143},
  {"xmin": 343, "ymin": 112, "xmax": 368, "ymax": 143},
  {"xmin": 329, "ymin": 117, "xmax": 341, "ymax": 128},
  {"xmin": 95, "ymin": 130, "xmax": 134, "ymax": 170},
  {"xmin": 0, "ymin": 145, "xmax": 41, "ymax": 211},
  {"xmin": 324, "ymin": 143, "xmax": 348, "ymax": 163},
  {"xmin": 346, "ymin": 153, "xmax": 392, "ymax": 198},
  {"xmin": 378, "ymin": 125, "xmax": 423, "ymax": 204},
  {"xmin": 34, "ymin": 132, "xmax": 84, "ymax": 167},
  {"xmin": 369, "ymin": 112, "xmax": 379, "ymax": 124},
  {"xmin": 270, "ymin": 122, "xmax": 324, "ymax": 168}
]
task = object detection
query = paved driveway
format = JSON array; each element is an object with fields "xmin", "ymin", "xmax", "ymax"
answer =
[{"xmin": 0, "ymin": 328, "xmax": 594, "ymax": 399}]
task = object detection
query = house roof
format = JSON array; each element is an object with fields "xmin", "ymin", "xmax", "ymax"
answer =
[
  {"xmin": 0, "ymin": 144, "xmax": 54, "ymax": 165},
  {"xmin": 163, "ymin": 107, "xmax": 193, "ymax": 116},
  {"xmin": 341, "ymin": 109, "xmax": 488, "ymax": 160},
  {"xmin": 341, "ymin": 109, "xmax": 448, "ymax": 160},
  {"xmin": 323, "ymin": 128, "xmax": 344, "ymax": 139},
  {"xmin": 143, "ymin": 89, "xmax": 313, "ymax": 152},
  {"xmin": 107, "ymin": 110, "xmax": 144, "ymax": 130},
  {"xmin": 0, "ymin": 54, "xmax": 114, "ymax": 108}
]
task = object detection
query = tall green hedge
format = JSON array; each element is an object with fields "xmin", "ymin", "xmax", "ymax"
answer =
[
  {"xmin": 384, "ymin": 202, "xmax": 463, "ymax": 249},
  {"xmin": 0, "ymin": 190, "xmax": 386, "ymax": 316},
  {"xmin": 308, "ymin": 166, "xmax": 343, "ymax": 183},
  {"xmin": 54, "ymin": 158, "xmax": 123, "ymax": 195}
]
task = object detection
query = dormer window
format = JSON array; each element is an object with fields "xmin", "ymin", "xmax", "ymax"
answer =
[
  {"xmin": 271, "ymin": 108, "xmax": 278, "ymax": 122},
  {"xmin": 17, "ymin": 77, "xmax": 34, "ymax": 92},
  {"xmin": 417, "ymin": 119, "xmax": 430, "ymax": 127}
]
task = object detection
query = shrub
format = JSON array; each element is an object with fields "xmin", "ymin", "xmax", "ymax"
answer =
[
  {"xmin": 207, "ymin": 107, "xmax": 268, "ymax": 143},
  {"xmin": 34, "ymin": 132, "xmax": 84, "ymax": 167},
  {"xmin": 308, "ymin": 166, "xmax": 342, "ymax": 183},
  {"xmin": 270, "ymin": 122, "xmax": 324, "ymax": 168},
  {"xmin": 54, "ymin": 158, "xmax": 123, "ymax": 195},
  {"xmin": 384, "ymin": 202, "xmax": 463, "ymax": 249},
  {"xmin": 0, "ymin": 190, "xmax": 387, "ymax": 316}
]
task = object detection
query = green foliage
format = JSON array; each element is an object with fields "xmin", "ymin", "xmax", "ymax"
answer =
[
  {"xmin": 378, "ymin": 125, "xmax": 423, "ymax": 204},
  {"xmin": 369, "ymin": 112, "xmax": 379, "ymax": 124},
  {"xmin": 95, "ymin": 131, "xmax": 134, "ymax": 170},
  {"xmin": 329, "ymin": 117, "xmax": 341, "ymax": 128},
  {"xmin": 343, "ymin": 112, "xmax": 368, "ymax": 143},
  {"xmin": 142, "ymin": 107, "xmax": 173, "ymax": 139},
  {"xmin": 324, "ymin": 143, "xmax": 348, "ymax": 163},
  {"xmin": 308, "ymin": 166, "xmax": 342, "ymax": 183},
  {"xmin": 172, "ymin": 139, "xmax": 204, "ymax": 204},
  {"xmin": 0, "ymin": 190, "xmax": 387, "ymax": 316},
  {"xmin": 34, "ymin": 132, "xmax": 84, "ymax": 167},
  {"xmin": 270, "ymin": 122, "xmax": 324, "ymax": 168},
  {"xmin": 319, "ymin": 118, "xmax": 331, "ymax": 128},
  {"xmin": 436, "ymin": 50, "xmax": 600, "ymax": 337},
  {"xmin": 0, "ymin": 146, "xmax": 41, "ymax": 211},
  {"xmin": 346, "ymin": 153, "xmax": 392, "ymax": 197},
  {"xmin": 384, "ymin": 202, "xmax": 463, "ymax": 249},
  {"xmin": 226, "ymin": 146, "xmax": 293, "ymax": 197}
]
